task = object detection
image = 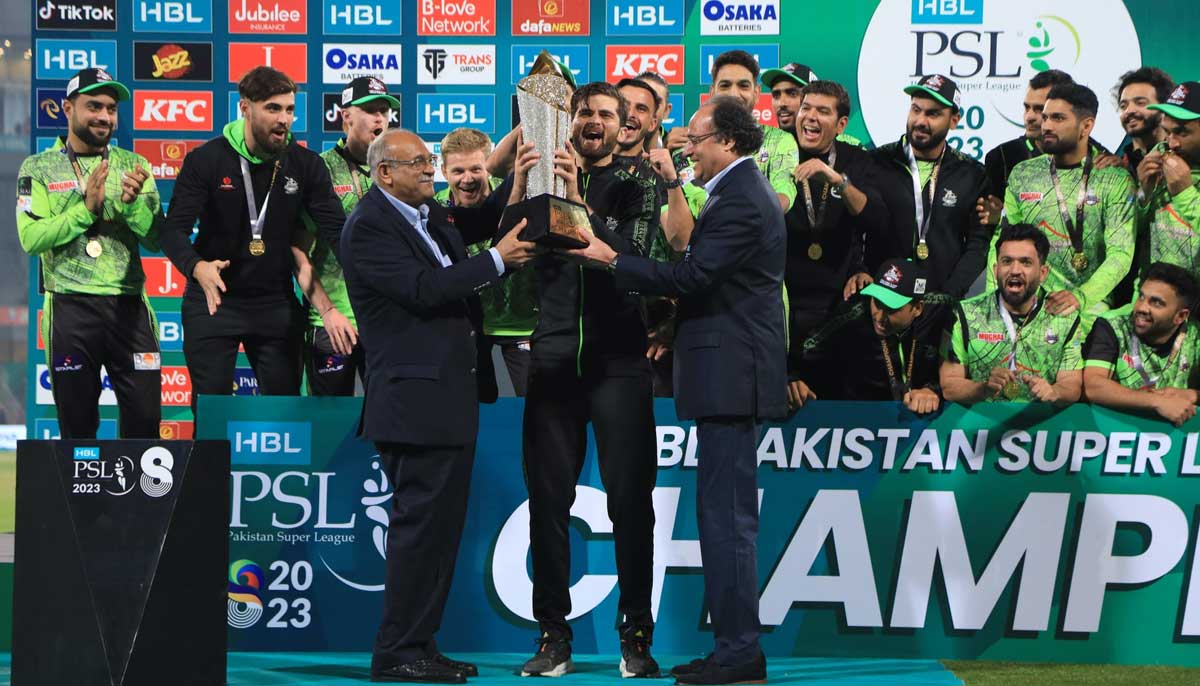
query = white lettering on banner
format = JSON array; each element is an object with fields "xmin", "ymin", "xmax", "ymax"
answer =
[{"xmin": 231, "ymin": 471, "xmax": 356, "ymax": 530}]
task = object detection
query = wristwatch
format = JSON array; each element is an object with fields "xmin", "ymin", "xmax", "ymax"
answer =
[
  {"xmin": 663, "ymin": 177, "xmax": 685, "ymax": 189},
  {"xmin": 835, "ymin": 173, "xmax": 851, "ymax": 196},
  {"xmin": 606, "ymin": 254, "xmax": 620, "ymax": 273}
]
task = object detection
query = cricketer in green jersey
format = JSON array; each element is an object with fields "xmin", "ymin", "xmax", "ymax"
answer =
[
  {"xmin": 1133, "ymin": 82, "xmax": 1200, "ymax": 280},
  {"xmin": 942, "ymin": 223, "xmax": 1084, "ymax": 406},
  {"xmin": 1084, "ymin": 262, "xmax": 1200, "ymax": 427},
  {"xmin": 299, "ymin": 76, "xmax": 399, "ymax": 396},
  {"xmin": 16, "ymin": 68, "xmax": 163, "ymax": 438},
  {"xmin": 435, "ymin": 127, "xmax": 538, "ymax": 396},
  {"xmin": 990, "ymin": 83, "xmax": 1136, "ymax": 320}
]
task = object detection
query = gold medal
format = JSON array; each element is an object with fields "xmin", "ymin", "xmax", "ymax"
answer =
[
  {"xmin": 85, "ymin": 239, "xmax": 103, "ymax": 258},
  {"xmin": 807, "ymin": 243, "xmax": 823, "ymax": 260},
  {"xmin": 916, "ymin": 241, "xmax": 930, "ymax": 260},
  {"xmin": 1071, "ymin": 251, "xmax": 1088, "ymax": 272},
  {"xmin": 1003, "ymin": 380, "xmax": 1021, "ymax": 400},
  {"xmin": 249, "ymin": 239, "xmax": 266, "ymax": 256}
]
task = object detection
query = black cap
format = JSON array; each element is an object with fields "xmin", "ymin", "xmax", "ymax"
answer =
[
  {"xmin": 1149, "ymin": 82, "xmax": 1200, "ymax": 122},
  {"xmin": 904, "ymin": 74, "xmax": 962, "ymax": 112},
  {"xmin": 340, "ymin": 76, "xmax": 400, "ymax": 110},
  {"xmin": 761, "ymin": 62, "xmax": 818, "ymax": 89},
  {"xmin": 861, "ymin": 259, "xmax": 928, "ymax": 309},
  {"xmin": 66, "ymin": 68, "xmax": 129, "ymax": 102}
]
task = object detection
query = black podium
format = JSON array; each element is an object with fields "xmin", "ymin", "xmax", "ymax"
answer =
[{"xmin": 13, "ymin": 440, "xmax": 230, "ymax": 686}]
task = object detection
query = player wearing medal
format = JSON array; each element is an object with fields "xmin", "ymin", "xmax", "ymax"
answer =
[
  {"xmin": 16, "ymin": 68, "xmax": 163, "ymax": 438},
  {"xmin": 433, "ymin": 127, "xmax": 538, "ymax": 396},
  {"xmin": 850, "ymin": 74, "xmax": 988, "ymax": 303},
  {"xmin": 790, "ymin": 259, "xmax": 943, "ymax": 414},
  {"xmin": 992, "ymin": 83, "xmax": 1136, "ymax": 320},
  {"xmin": 1083, "ymin": 262, "xmax": 1200, "ymax": 426},
  {"xmin": 1133, "ymin": 82, "xmax": 1200, "ymax": 278},
  {"xmin": 161, "ymin": 66, "xmax": 345, "ymax": 411},
  {"xmin": 298, "ymin": 77, "xmax": 398, "ymax": 396},
  {"xmin": 1114, "ymin": 68, "xmax": 1175, "ymax": 179},
  {"xmin": 942, "ymin": 223, "xmax": 1084, "ymax": 405},
  {"xmin": 776, "ymin": 79, "xmax": 879, "ymax": 399}
]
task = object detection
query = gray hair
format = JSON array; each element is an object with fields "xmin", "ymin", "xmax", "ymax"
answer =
[{"xmin": 367, "ymin": 128, "xmax": 418, "ymax": 182}]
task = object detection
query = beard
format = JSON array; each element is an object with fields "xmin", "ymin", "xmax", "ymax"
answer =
[
  {"xmin": 907, "ymin": 123, "xmax": 947, "ymax": 152},
  {"xmin": 573, "ymin": 126, "xmax": 618, "ymax": 161},
  {"xmin": 1040, "ymin": 132, "xmax": 1079, "ymax": 155},
  {"xmin": 999, "ymin": 275, "xmax": 1039, "ymax": 310},
  {"xmin": 72, "ymin": 118, "xmax": 112, "ymax": 148},
  {"xmin": 250, "ymin": 117, "xmax": 289, "ymax": 155},
  {"xmin": 1123, "ymin": 111, "xmax": 1162, "ymax": 139}
]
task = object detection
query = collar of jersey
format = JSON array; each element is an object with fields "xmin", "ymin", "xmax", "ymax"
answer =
[{"xmin": 223, "ymin": 120, "xmax": 291, "ymax": 165}]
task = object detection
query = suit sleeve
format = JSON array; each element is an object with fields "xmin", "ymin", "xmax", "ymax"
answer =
[
  {"xmin": 159, "ymin": 148, "xmax": 209, "ymax": 278},
  {"xmin": 943, "ymin": 168, "xmax": 991, "ymax": 299},
  {"xmin": 613, "ymin": 196, "xmax": 766, "ymax": 297},
  {"xmin": 345, "ymin": 212, "xmax": 501, "ymax": 314}
]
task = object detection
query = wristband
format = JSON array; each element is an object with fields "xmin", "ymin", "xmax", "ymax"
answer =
[{"xmin": 664, "ymin": 177, "xmax": 685, "ymax": 189}]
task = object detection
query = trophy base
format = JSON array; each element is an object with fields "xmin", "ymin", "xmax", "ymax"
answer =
[{"xmin": 504, "ymin": 194, "xmax": 591, "ymax": 250}]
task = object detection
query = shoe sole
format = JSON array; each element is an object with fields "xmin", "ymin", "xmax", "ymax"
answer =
[
  {"xmin": 619, "ymin": 658, "xmax": 661, "ymax": 678},
  {"xmin": 521, "ymin": 659, "xmax": 574, "ymax": 678}
]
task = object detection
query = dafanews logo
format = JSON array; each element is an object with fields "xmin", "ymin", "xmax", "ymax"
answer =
[
  {"xmin": 322, "ymin": 43, "xmax": 403, "ymax": 84},
  {"xmin": 700, "ymin": 0, "xmax": 780, "ymax": 35},
  {"xmin": 417, "ymin": 45, "xmax": 496, "ymax": 85},
  {"xmin": 36, "ymin": 0, "xmax": 117, "ymax": 30},
  {"xmin": 36, "ymin": 39, "xmax": 116, "ymax": 80},
  {"xmin": 228, "ymin": 0, "xmax": 306, "ymax": 33},
  {"xmin": 418, "ymin": 0, "xmax": 495, "ymax": 36},
  {"xmin": 133, "ymin": 139, "xmax": 204, "ymax": 181},
  {"xmin": 323, "ymin": 0, "xmax": 401, "ymax": 35},
  {"xmin": 857, "ymin": 0, "xmax": 1140, "ymax": 159},
  {"xmin": 134, "ymin": 0, "xmax": 212, "ymax": 32},
  {"xmin": 133, "ymin": 41, "xmax": 213, "ymax": 82},
  {"xmin": 512, "ymin": 0, "xmax": 590, "ymax": 35}
]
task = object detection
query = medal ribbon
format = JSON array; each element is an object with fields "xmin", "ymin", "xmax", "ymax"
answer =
[
  {"xmin": 880, "ymin": 335, "xmax": 916, "ymax": 399},
  {"xmin": 801, "ymin": 145, "xmax": 837, "ymax": 230},
  {"xmin": 334, "ymin": 141, "xmax": 367, "ymax": 200},
  {"xmin": 905, "ymin": 141, "xmax": 943, "ymax": 253},
  {"xmin": 998, "ymin": 292, "xmax": 1037, "ymax": 374},
  {"xmin": 240, "ymin": 157, "xmax": 280, "ymax": 244},
  {"xmin": 1129, "ymin": 327, "xmax": 1186, "ymax": 390},
  {"xmin": 1048, "ymin": 151, "xmax": 1093, "ymax": 263}
]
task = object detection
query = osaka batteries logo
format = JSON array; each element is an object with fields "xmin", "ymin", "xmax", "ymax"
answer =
[
  {"xmin": 227, "ymin": 559, "xmax": 265, "ymax": 628},
  {"xmin": 857, "ymin": 0, "xmax": 1140, "ymax": 154}
]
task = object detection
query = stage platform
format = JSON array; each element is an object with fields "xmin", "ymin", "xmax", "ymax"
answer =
[{"xmin": 0, "ymin": 653, "xmax": 962, "ymax": 685}]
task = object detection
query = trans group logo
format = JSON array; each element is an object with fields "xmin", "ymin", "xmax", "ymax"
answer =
[
  {"xmin": 417, "ymin": 45, "xmax": 496, "ymax": 85},
  {"xmin": 857, "ymin": 0, "xmax": 1141, "ymax": 159},
  {"xmin": 227, "ymin": 559, "xmax": 265, "ymax": 628}
]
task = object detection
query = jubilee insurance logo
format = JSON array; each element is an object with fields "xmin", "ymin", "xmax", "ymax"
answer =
[{"xmin": 857, "ymin": 0, "xmax": 1141, "ymax": 157}]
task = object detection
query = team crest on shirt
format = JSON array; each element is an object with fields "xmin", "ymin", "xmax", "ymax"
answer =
[
  {"xmin": 977, "ymin": 332, "xmax": 1005, "ymax": 343},
  {"xmin": 1085, "ymin": 190, "xmax": 1099, "ymax": 205},
  {"xmin": 941, "ymin": 188, "xmax": 958, "ymax": 207},
  {"xmin": 1019, "ymin": 191, "xmax": 1043, "ymax": 202},
  {"xmin": 284, "ymin": 177, "xmax": 299, "ymax": 194},
  {"xmin": 605, "ymin": 217, "xmax": 619, "ymax": 232},
  {"xmin": 1045, "ymin": 330, "xmax": 1059, "ymax": 345},
  {"xmin": 758, "ymin": 148, "xmax": 770, "ymax": 164},
  {"xmin": 219, "ymin": 176, "xmax": 236, "ymax": 191}
]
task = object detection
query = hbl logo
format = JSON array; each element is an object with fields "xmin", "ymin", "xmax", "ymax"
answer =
[
  {"xmin": 36, "ymin": 39, "xmax": 116, "ymax": 80},
  {"xmin": 229, "ymin": 421, "xmax": 313, "ymax": 465},
  {"xmin": 417, "ymin": 94, "xmax": 494, "ymax": 134},
  {"xmin": 134, "ymin": 0, "xmax": 212, "ymax": 32},
  {"xmin": 606, "ymin": 0, "xmax": 683, "ymax": 36}
]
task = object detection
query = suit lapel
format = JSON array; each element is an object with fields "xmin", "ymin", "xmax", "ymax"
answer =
[{"xmin": 370, "ymin": 188, "xmax": 441, "ymax": 267}]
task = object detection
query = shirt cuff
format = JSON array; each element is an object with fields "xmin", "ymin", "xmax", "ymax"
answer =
[{"xmin": 487, "ymin": 247, "xmax": 505, "ymax": 277}]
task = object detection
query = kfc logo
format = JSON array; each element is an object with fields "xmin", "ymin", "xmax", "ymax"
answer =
[
  {"xmin": 228, "ymin": 43, "xmax": 307, "ymax": 83},
  {"xmin": 134, "ymin": 91, "xmax": 213, "ymax": 130},
  {"xmin": 134, "ymin": 139, "xmax": 203, "ymax": 180},
  {"xmin": 606, "ymin": 45, "xmax": 683, "ymax": 84},
  {"xmin": 228, "ymin": 0, "xmax": 306, "ymax": 33},
  {"xmin": 512, "ymin": 0, "xmax": 589, "ymax": 35}
]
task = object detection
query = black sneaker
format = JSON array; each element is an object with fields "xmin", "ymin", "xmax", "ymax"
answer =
[
  {"xmin": 520, "ymin": 633, "xmax": 574, "ymax": 677},
  {"xmin": 669, "ymin": 655, "xmax": 712, "ymax": 678},
  {"xmin": 619, "ymin": 627, "xmax": 660, "ymax": 678},
  {"xmin": 675, "ymin": 652, "xmax": 766, "ymax": 685},
  {"xmin": 435, "ymin": 654, "xmax": 478, "ymax": 678}
]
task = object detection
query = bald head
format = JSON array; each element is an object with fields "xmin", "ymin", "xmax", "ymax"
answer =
[{"xmin": 368, "ymin": 129, "xmax": 436, "ymax": 205}]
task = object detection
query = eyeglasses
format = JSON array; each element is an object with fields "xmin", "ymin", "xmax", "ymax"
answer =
[
  {"xmin": 686, "ymin": 131, "xmax": 719, "ymax": 146},
  {"xmin": 381, "ymin": 154, "xmax": 439, "ymax": 169}
]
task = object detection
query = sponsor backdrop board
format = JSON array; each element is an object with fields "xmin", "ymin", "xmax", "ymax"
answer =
[
  {"xmin": 201, "ymin": 396, "xmax": 1200, "ymax": 664},
  {"xmin": 26, "ymin": 0, "xmax": 1200, "ymax": 433}
]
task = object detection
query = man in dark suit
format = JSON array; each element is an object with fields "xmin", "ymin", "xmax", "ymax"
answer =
[
  {"xmin": 569, "ymin": 96, "xmax": 787, "ymax": 685},
  {"xmin": 341, "ymin": 129, "xmax": 537, "ymax": 684}
]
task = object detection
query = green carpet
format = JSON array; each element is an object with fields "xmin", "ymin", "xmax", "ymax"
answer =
[{"xmin": 0, "ymin": 652, "xmax": 961, "ymax": 685}]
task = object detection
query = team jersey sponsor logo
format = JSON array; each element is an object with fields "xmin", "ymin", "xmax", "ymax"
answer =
[
  {"xmin": 977, "ymin": 332, "xmax": 1005, "ymax": 343},
  {"xmin": 1019, "ymin": 191, "xmax": 1043, "ymax": 202}
]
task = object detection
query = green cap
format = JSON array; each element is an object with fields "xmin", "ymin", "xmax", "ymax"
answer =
[
  {"xmin": 903, "ymin": 74, "xmax": 962, "ymax": 112},
  {"xmin": 341, "ymin": 76, "xmax": 401, "ymax": 111},
  {"xmin": 761, "ymin": 63, "xmax": 817, "ymax": 89},
  {"xmin": 67, "ymin": 68, "xmax": 130, "ymax": 102},
  {"xmin": 861, "ymin": 259, "xmax": 928, "ymax": 309}
]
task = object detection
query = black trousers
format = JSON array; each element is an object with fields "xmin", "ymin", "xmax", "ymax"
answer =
[
  {"xmin": 523, "ymin": 364, "xmax": 657, "ymax": 639},
  {"xmin": 181, "ymin": 292, "xmax": 304, "ymax": 414},
  {"xmin": 306, "ymin": 326, "xmax": 365, "ymax": 396},
  {"xmin": 492, "ymin": 335, "xmax": 531, "ymax": 397},
  {"xmin": 372, "ymin": 441, "xmax": 475, "ymax": 668},
  {"xmin": 696, "ymin": 417, "xmax": 761, "ymax": 665},
  {"xmin": 46, "ymin": 293, "xmax": 161, "ymax": 439}
]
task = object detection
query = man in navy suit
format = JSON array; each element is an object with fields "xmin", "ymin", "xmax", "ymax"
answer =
[
  {"xmin": 569, "ymin": 96, "xmax": 787, "ymax": 685},
  {"xmin": 341, "ymin": 129, "xmax": 538, "ymax": 684}
]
